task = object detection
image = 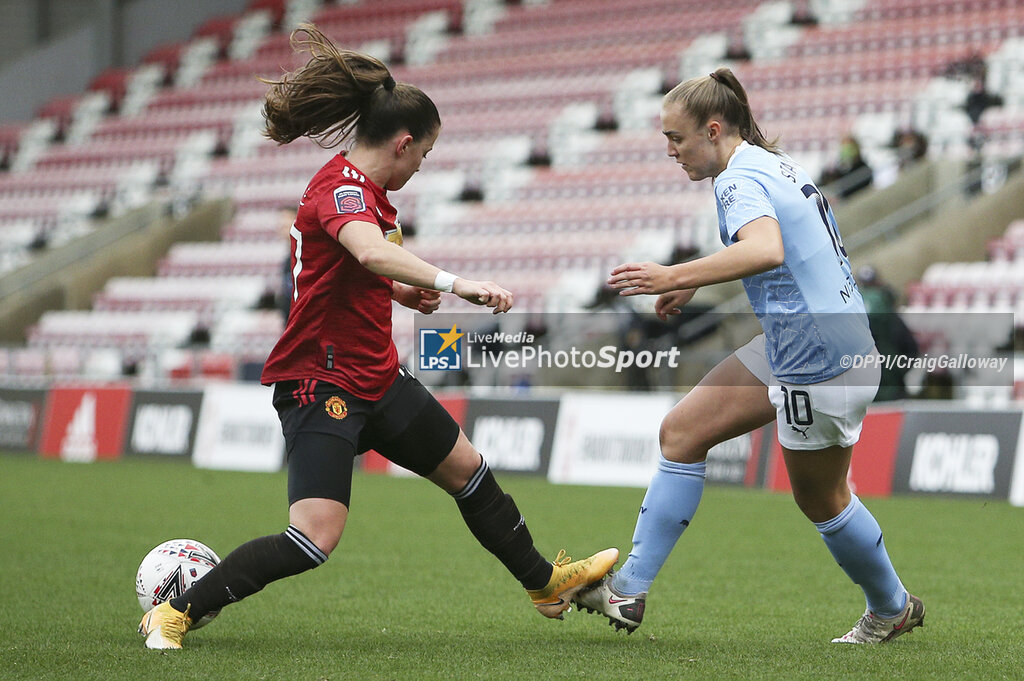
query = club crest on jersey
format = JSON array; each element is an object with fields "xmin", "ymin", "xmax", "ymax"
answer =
[
  {"xmin": 325, "ymin": 396, "xmax": 348, "ymax": 420},
  {"xmin": 333, "ymin": 185, "xmax": 366, "ymax": 215}
]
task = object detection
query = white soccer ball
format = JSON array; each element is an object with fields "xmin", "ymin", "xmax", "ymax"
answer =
[{"xmin": 135, "ymin": 539, "xmax": 222, "ymax": 629}]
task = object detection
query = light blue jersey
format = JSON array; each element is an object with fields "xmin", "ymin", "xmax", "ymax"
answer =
[{"xmin": 715, "ymin": 142, "xmax": 874, "ymax": 383}]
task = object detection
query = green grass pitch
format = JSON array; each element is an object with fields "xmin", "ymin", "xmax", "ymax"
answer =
[{"xmin": 2, "ymin": 453, "xmax": 1022, "ymax": 680}]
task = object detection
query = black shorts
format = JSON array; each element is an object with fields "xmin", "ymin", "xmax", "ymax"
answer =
[{"xmin": 273, "ymin": 367, "xmax": 460, "ymax": 505}]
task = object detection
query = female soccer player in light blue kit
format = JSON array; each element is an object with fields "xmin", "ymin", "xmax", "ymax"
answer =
[{"xmin": 574, "ymin": 68, "xmax": 925, "ymax": 644}]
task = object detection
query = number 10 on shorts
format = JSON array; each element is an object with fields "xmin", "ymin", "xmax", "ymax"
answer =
[{"xmin": 780, "ymin": 386, "xmax": 813, "ymax": 427}]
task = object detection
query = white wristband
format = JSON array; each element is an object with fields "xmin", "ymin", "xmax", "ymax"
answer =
[{"xmin": 433, "ymin": 270, "xmax": 457, "ymax": 293}]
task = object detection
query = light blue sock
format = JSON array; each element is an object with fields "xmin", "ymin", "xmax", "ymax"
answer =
[
  {"xmin": 815, "ymin": 495, "xmax": 908, "ymax": 617},
  {"xmin": 612, "ymin": 458, "xmax": 705, "ymax": 596}
]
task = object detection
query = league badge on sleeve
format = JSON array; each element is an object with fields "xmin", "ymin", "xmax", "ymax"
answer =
[{"xmin": 333, "ymin": 185, "xmax": 366, "ymax": 215}]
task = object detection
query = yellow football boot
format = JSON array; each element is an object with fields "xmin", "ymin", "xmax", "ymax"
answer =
[
  {"xmin": 139, "ymin": 601, "xmax": 192, "ymax": 649},
  {"xmin": 527, "ymin": 548, "xmax": 619, "ymax": 619}
]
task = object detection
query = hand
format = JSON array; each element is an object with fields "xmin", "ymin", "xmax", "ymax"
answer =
[
  {"xmin": 452, "ymin": 278, "xmax": 514, "ymax": 314},
  {"xmin": 393, "ymin": 283, "xmax": 442, "ymax": 314},
  {"xmin": 655, "ymin": 289, "xmax": 697, "ymax": 321},
  {"xmin": 607, "ymin": 262, "xmax": 676, "ymax": 296}
]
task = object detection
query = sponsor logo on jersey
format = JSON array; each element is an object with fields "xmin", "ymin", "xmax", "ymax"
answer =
[
  {"xmin": 419, "ymin": 325, "xmax": 464, "ymax": 371},
  {"xmin": 720, "ymin": 182, "xmax": 738, "ymax": 212},
  {"xmin": 333, "ymin": 185, "xmax": 366, "ymax": 214},
  {"xmin": 325, "ymin": 396, "xmax": 348, "ymax": 420}
]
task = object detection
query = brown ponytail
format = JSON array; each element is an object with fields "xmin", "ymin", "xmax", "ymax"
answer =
[
  {"xmin": 665, "ymin": 67, "xmax": 780, "ymax": 154},
  {"xmin": 261, "ymin": 24, "xmax": 439, "ymax": 148}
]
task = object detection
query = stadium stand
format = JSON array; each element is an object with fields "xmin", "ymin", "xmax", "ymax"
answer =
[
  {"xmin": 0, "ymin": 0, "xmax": 1020, "ymax": 395},
  {"xmin": 903, "ymin": 219, "xmax": 1024, "ymax": 345}
]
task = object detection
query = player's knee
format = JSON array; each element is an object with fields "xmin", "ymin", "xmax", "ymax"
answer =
[
  {"xmin": 303, "ymin": 527, "xmax": 342, "ymax": 556},
  {"xmin": 791, "ymin": 487, "xmax": 847, "ymax": 524},
  {"xmin": 790, "ymin": 490, "xmax": 817, "ymax": 520},
  {"xmin": 659, "ymin": 413, "xmax": 709, "ymax": 463},
  {"xmin": 428, "ymin": 433, "xmax": 483, "ymax": 493},
  {"xmin": 289, "ymin": 504, "xmax": 347, "ymax": 556}
]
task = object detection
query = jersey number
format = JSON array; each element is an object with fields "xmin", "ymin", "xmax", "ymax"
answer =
[
  {"xmin": 290, "ymin": 223, "xmax": 302, "ymax": 300},
  {"xmin": 801, "ymin": 184, "xmax": 847, "ymax": 259},
  {"xmin": 780, "ymin": 386, "xmax": 813, "ymax": 426}
]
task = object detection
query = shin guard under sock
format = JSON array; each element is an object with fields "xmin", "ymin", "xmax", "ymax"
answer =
[
  {"xmin": 170, "ymin": 525, "xmax": 327, "ymax": 621},
  {"xmin": 614, "ymin": 458, "xmax": 706, "ymax": 596},
  {"xmin": 815, "ymin": 495, "xmax": 907, "ymax": 617},
  {"xmin": 452, "ymin": 460, "xmax": 552, "ymax": 590}
]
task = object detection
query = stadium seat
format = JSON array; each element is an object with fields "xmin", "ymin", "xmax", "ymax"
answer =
[{"xmin": 2, "ymin": 0, "xmax": 1022, "ymax": 383}]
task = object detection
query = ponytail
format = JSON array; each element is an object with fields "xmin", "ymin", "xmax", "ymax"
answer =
[
  {"xmin": 261, "ymin": 24, "xmax": 439, "ymax": 148},
  {"xmin": 666, "ymin": 67, "xmax": 780, "ymax": 154}
]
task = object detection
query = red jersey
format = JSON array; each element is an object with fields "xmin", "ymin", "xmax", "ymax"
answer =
[{"xmin": 261, "ymin": 153, "xmax": 403, "ymax": 399}]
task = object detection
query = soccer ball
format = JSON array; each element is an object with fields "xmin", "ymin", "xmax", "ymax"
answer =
[{"xmin": 135, "ymin": 539, "xmax": 222, "ymax": 629}]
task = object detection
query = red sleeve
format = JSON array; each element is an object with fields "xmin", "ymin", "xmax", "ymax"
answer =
[{"xmin": 318, "ymin": 183, "xmax": 379, "ymax": 240}]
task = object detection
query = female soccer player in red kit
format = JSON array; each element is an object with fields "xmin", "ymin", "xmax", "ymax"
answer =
[{"xmin": 139, "ymin": 25, "xmax": 616, "ymax": 649}]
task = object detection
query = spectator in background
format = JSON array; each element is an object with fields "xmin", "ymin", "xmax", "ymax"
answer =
[
  {"xmin": 891, "ymin": 128, "xmax": 928, "ymax": 170},
  {"xmin": 941, "ymin": 54, "xmax": 1005, "ymax": 157},
  {"xmin": 819, "ymin": 135, "xmax": 873, "ymax": 199},
  {"xmin": 965, "ymin": 77, "xmax": 1003, "ymax": 126},
  {"xmin": 952, "ymin": 51, "xmax": 1004, "ymax": 128},
  {"xmin": 965, "ymin": 75, "xmax": 1004, "ymax": 157},
  {"xmin": 942, "ymin": 52, "xmax": 986, "ymax": 82},
  {"xmin": 856, "ymin": 265, "xmax": 918, "ymax": 401}
]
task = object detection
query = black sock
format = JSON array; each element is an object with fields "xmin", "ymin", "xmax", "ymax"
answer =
[
  {"xmin": 170, "ymin": 525, "xmax": 327, "ymax": 621},
  {"xmin": 451, "ymin": 460, "xmax": 552, "ymax": 591}
]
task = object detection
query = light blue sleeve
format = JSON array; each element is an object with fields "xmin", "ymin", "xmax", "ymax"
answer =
[{"xmin": 715, "ymin": 175, "xmax": 777, "ymax": 243}]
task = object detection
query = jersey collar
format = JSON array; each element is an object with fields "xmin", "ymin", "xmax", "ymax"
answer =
[
  {"xmin": 338, "ymin": 150, "xmax": 387, "ymax": 197},
  {"xmin": 726, "ymin": 140, "xmax": 751, "ymax": 169}
]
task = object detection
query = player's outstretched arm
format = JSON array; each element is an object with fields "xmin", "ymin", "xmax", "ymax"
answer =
[
  {"xmin": 451, "ymin": 278, "xmax": 513, "ymax": 313},
  {"xmin": 608, "ymin": 217, "xmax": 784, "ymax": 296},
  {"xmin": 339, "ymin": 220, "xmax": 513, "ymax": 313}
]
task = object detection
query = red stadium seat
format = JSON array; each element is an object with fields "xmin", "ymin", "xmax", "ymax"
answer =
[
  {"xmin": 246, "ymin": 0, "xmax": 285, "ymax": 25},
  {"xmin": 89, "ymin": 68, "xmax": 134, "ymax": 107},
  {"xmin": 195, "ymin": 14, "xmax": 240, "ymax": 52},
  {"xmin": 5, "ymin": 0, "xmax": 1024, "ymax": 377}
]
